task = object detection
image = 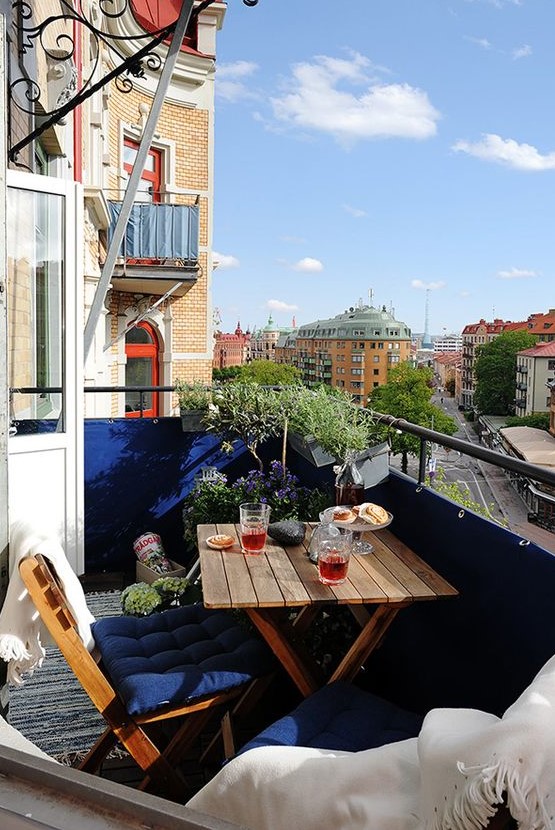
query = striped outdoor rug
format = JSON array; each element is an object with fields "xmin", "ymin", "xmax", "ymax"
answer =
[{"xmin": 8, "ymin": 590, "xmax": 123, "ymax": 762}]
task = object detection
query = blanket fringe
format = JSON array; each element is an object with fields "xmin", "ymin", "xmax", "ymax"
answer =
[{"xmin": 427, "ymin": 760, "xmax": 551, "ymax": 830}]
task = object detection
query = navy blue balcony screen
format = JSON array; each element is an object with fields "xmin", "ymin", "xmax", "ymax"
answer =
[{"xmin": 108, "ymin": 202, "xmax": 199, "ymax": 261}]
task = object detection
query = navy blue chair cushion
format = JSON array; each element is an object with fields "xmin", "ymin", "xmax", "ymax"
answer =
[
  {"xmin": 92, "ymin": 605, "xmax": 274, "ymax": 716},
  {"xmin": 238, "ymin": 681, "xmax": 424, "ymax": 755}
]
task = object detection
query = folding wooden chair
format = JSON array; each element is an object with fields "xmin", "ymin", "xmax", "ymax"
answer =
[{"xmin": 19, "ymin": 554, "xmax": 274, "ymax": 799}]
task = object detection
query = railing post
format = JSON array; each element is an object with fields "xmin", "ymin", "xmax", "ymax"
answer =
[{"xmin": 418, "ymin": 438, "xmax": 428, "ymax": 485}]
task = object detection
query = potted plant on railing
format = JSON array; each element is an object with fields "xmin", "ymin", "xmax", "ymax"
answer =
[
  {"xmin": 286, "ymin": 385, "xmax": 388, "ymax": 499},
  {"xmin": 175, "ymin": 380, "xmax": 211, "ymax": 432},
  {"xmin": 202, "ymin": 382, "xmax": 285, "ymax": 471}
]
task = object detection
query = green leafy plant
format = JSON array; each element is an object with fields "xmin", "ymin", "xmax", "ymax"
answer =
[
  {"xmin": 203, "ymin": 382, "xmax": 285, "ymax": 471},
  {"xmin": 121, "ymin": 576, "xmax": 201, "ymax": 616},
  {"xmin": 182, "ymin": 463, "xmax": 330, "ymax": 552},
  {"xmin": 174, "ymin": 380, "xmax": 211, "ymax": 411},
  {"xmin": 287, "ymin": 385, "xmax": 376, "ymax": 461}
]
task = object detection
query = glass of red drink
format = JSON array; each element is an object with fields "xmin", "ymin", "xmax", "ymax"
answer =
[
  {"xmin": 239, "ymin": 502, "xmax": 271, "ymax": 554},
  {"xmin": 317, "ymin": 529, "xmax": 353, "ymax": 585}
]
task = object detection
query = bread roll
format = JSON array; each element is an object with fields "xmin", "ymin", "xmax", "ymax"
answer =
[
  {"xmin": 358, "ymin": 503, "xmax": 389, "ymax": 525},
  {"xmin": 206, "ymin": 534, "xmax": 235, "ymax": 550}
]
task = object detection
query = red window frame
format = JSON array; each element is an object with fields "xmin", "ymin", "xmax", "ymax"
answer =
[
  {"xmin": 123, "ymin": 137, "xmax": 162, "ymax": 203},
  {"xmin": 125, "ymin": 322, "xmax": 160, "ymax": 418}
]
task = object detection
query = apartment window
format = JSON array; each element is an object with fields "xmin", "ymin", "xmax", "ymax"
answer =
[
  {"xmin": 370, "ymin": 342, "xmax": 376, "ymax": 349},
  {"xmin": 125, "ymin": 323, "xmax": 159, "ymax": 418},
  {"xmin": 378, "ymin": 342, "xmax": 384, "ymax": 350},
  {"xmin": 373, "ymin": 369, "xmax": 379, "ymax": 376},
  {"xmin": 8, "ymin": 187, "xmax": 64, "ymax": 426},
  {"xmin": 352, "ymin": 355, "xmax": 363, "ymax": 363},
  {"xmin": 373, "ymin": 382, "xmax": 379, "ymax": 388},
  {"xmin": 351, "ymin": 368, "xmax": 363, "ymax": 375},
  {"xmin": 123, "ymin": 138, "xmax": 162, "ymax": 202},
  {"xmin": 548, "ymin": 360, "xmax": 555, "ymax": 371},
  {"xmin": 373, "ymin": 356, "xmax": 379, "ymax": 363}
]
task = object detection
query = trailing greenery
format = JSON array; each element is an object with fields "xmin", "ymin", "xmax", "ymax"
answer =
[
  {"xmin": 474, "ymin": 330, "xmax": 537, "ymax": 415},
  {"xmin": 428, "ymin": 467, "xmax": 506, "ymax": 526},
  {"xmin": 369, "ymin": 364, "xmax": 458, "ymax": 472},
  {"xmin": 182, "ymin": 462, "xmax": 330, "ymax": 552},
  {"xmin": 121, "ymin": 576, "xmax": 201, "ymax": 616}
]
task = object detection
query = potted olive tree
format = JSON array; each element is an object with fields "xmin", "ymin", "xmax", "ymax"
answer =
[
  {"xmin": 202, "ymin": 382, "xmax": 285, "ymax": 471},
  {"xmin": 175, "ymin": 380, "xmax": 211, "ymax": 432}
]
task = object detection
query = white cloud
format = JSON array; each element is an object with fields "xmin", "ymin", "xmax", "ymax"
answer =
[
  {"xmin": 497, "ymin": 267, "xmax": 538, "ymax": 280},
  {"xmin": 342, "ymin": 203, "xmax": 367, "ymax": 218},
  {"xmin": 466, "ymin": 36, "xmax": 492, "ymax": 50},
  {"xmin": 512, "ymin": 44, "xmax": 532, "ymax": 60},
  {"xmin": 267, "ymin": 299, "xmax": 299, "ymax": 312},
  {"xmin": 452, "ymin": 134, "xmax": 555, "ymax": 171},
  {"xmin": 292, "ymin": 257, "xmax": 324, "ymax": 273},
  {"xmin": 411, "ymin": 279, "xmax": 446, "ymax": 290},
  {"xmin": 216, "ymin": 61, "xmax": 259, "ymax": 102},
  {"xmin": 270, "ymin": 52, "xmax": 440, "ymax": 146},
  {"xmin": 213, "ymin": 251, "xmax": 240, "ymax": 269}
]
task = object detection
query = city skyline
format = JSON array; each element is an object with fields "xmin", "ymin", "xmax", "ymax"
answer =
[{"xmin": 211, "ymin": 0, "xmax": 555, "ymax": 337}]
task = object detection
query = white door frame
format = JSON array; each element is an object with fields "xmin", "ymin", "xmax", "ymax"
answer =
[{"xmin": 7, "ymin": 170, "xmax": 84, "ymax": 573}]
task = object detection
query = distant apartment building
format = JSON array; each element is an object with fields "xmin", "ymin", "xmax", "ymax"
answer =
[
  {"xmin": 274, "ymin": 302, "xmax": 411, "ymax": 405},
  {"xmin": 523, "ymin": 310, "xmax": 555, "ymax": 342},
  {"xmin": 460, "ymin": 318, "xmax": 529, "ymax": 409},
  {"xmin": 433, "ymin": 352, "xmax": 461, "ymax": 391},
  {"xmin": 213, "ymin": 323, "xmax": 251, "ymax": 369},
  {"xmin": 433, "ymin": 334, "xmax": 462, "ymax": 353},
  {"xmin": 250, "ymin": 316, "xmax": 295, "ymax": 362},
  {"xmin": 515, "ymin": 342, "xmax": 555, "ymax": 416}
]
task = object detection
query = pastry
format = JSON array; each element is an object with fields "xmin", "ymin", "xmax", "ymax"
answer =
[
  {"xmin": 332, "ymin": 507, "xmax": 356, "ymax": 523},
  {"xmin": 206, "ymin": 534, "xmax": 235, "ymax": 550},
  {"xmin": 358, "ymin": 503, "xmax": 389, "ymax": 525}
]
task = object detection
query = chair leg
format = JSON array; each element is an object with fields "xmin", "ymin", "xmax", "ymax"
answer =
[
  {"xmin": 137, "ymin": 707, "xmax": 218, "ymax": 796},
  {"xmin": 221, "ymin": 710, "xmax": 235, "ymax": 761},
  {"xmin": 78, "ymin": 727, "xmax": 118, "ymax": 774},
  {"xmin": 200, "ymin": 674, "xmax": 275, "ymax": 764}
]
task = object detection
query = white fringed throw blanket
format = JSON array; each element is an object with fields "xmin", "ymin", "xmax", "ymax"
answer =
[
  {"xmin": 187, "ymin": 655, "xmax": 555, "ymax": 830},
  {"xmin": 0, "ymin": 520, "xmax": 95, "ymax": 686}
]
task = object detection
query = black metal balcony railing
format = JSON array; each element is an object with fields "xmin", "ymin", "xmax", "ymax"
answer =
[{"xmin": 108, "ymin": 201, "xmax": 199, "ymax": 262}]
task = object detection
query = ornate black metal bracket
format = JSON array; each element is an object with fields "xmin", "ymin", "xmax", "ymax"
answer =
[{"xmin": 8, "ymin": 0, "xmax": 259, "ymax": 163}]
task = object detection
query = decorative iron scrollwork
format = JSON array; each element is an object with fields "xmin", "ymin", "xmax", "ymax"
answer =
[{"xmin": 9, "ymin": 0, "xmax": 260, "ymax": 161}]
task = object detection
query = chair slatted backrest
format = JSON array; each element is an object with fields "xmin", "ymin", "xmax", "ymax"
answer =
[{"xmin": 18, "ymin": 555, "xmax": 121, "ymax": 715}]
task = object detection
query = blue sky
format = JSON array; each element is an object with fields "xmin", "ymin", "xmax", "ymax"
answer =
[{"xmin": 211, "ymin": 0, "xmax": 555, "ymax": 338}]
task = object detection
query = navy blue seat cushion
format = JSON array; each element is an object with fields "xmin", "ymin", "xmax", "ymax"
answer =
[
  {"xmin": 238, "ymin": 680, "xmax": 424, "ymax": 755},
  {"xmin": 92, "ymin": 605, "xmax": 274, "ymax": 716}
]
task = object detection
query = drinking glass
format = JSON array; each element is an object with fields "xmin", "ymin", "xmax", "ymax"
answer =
[
  {"xmin": 239, "ymin": 502, "xmax": 271, "ymax": 554},
  {"xmin": 317, "ymin": 527, "xmax": 353, "ymax": 585}
]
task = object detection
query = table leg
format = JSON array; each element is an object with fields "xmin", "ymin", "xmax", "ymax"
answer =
[
  {"xmin": 245, "ymin": 607, "xmax": 324, "ymax": 697},
  {"xmin": 328, "ymin": 604, "xmax": 405, "ymax": 684}
]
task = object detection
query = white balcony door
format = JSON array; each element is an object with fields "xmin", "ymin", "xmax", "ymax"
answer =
[{"xmin": 7, "ymin": 172, "xmax": 84, "ymax": 573}]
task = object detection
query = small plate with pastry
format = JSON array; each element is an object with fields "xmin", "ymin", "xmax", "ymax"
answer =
[
  {"xmin": 320, "ymin": 504, "xmax": 393, "ymax": 531},
  {"xmin": 206, "ymin": 534, "xmax": 235, "ymax": 550}
]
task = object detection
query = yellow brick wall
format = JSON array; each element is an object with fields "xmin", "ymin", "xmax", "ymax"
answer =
[{"xmin": 105, "ymin": 83, "xmax": 213, "ymax": 405}]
